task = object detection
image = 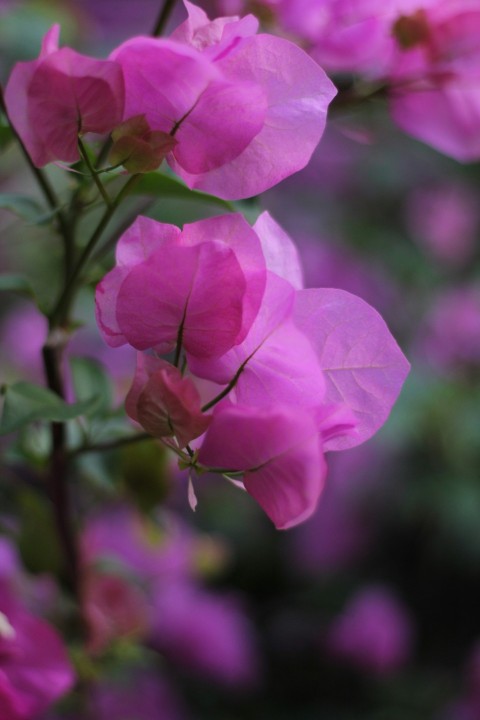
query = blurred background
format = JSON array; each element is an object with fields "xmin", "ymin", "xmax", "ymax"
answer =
[{"xmin": 1, "ymin": 1, "xmax": 480, "ymax": 718}]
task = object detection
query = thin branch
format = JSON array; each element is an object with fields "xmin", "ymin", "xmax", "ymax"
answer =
[
  {"xmin": 152, "ymin": 0, "xmax": 177, "ymax": 36},
  {"xmin": 72, "ymin": 432, "xmax": 151, "ymax": 456},
  {"xmin": 78, "ymin": 137, "xmax": 112, "ymax": 208}
]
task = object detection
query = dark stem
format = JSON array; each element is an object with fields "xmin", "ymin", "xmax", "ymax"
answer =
[
  {"xmin": 152, "ymin": 0, "xmax": 177, "ymax": 36},
  {"xmin": 42, "ymin": 339, "xmax": 80, "ymax": 599}
]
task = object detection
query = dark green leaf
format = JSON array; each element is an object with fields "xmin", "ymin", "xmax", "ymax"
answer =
[
  {"xmin": 70, "ymin": 356, "xmax": 113, "ymax": 417},
  {"xmin": 0, "ymin": 123, "xmax": 14, "ymax": 150},
  {"xmin": 0, "ymin": 193, "xmax": 47, "ymax": 222},
  {"xmin": 132, "ymin": 172, "xmax": 234, "ymax": 211},
  {"xmin": 0, "ymin": 273, "xmax": 35, "ymax": 298},
  {"xmin": 0, "ymin": 381, "xmax": 102, "ymax": 435}
]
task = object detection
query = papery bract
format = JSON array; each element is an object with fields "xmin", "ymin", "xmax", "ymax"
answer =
[
  {"xmin": 253, "ymin": 212, "xmax": 304, "ymax": 290},
  {"xmin": 96, "ymin": 214, "xmax": 266, "ymax": 359},
  {"xmin": 294, "ymin": 288, "xmax": 410, "ymax": 450},
  {"xmin": 126, "ymin": 354, "xmax": 210, "ymax": 447},
  {"xmin": 190, "ymin": 272, "xmax": 327, "ymax": 412},
  {"xmin": 5, "ymin": 25, "xmax": 124, "ymax": 167},
  {"xmin": 198, "ymin": 404, "xmax": 327, "ymax": 529},
  {"xmin": 112, "ymin": 36, "xmax": 267, "ymax": 175},
  {"xmin": 113, "ymin": 2, "xmax": 337, "ymax": 199}
]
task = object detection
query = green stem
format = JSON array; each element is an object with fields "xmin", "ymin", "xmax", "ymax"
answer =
[
  {"xmin": 72, "ymin": 432, "xmax": 151, "ymax": 456},
  {"xmin": 78, "ymin": 137, "xmax": 112, "ymax": 207},
  {"xmin": 50, "ymin": 174, "xmax": 140, "ymax": 326}
]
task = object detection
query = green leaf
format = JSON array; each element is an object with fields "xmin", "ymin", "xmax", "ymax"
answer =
[
  {"xmin": 0, "ymin": 273, "xmax": 35, "ymax": 298},
  {"xmin": 0, "ymin": 123, "xmax": 14, "ymax": 150},
  {"xmin": 0, "ymin": 193, "xmax": 47, "ymax": 223},
  {"xmin": 132, "ymin": 172, "xmax": 234, "ymax": 211},
  {"xmin": 70, "ymin": 356, "xmax": 113, "ymax": 417},
  {"xmin": 0, "ymin": 381, "xmax": 102, "ymax": 435}
]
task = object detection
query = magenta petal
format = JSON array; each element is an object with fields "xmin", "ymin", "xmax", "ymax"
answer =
[
  {"xmin": 181, "ymin": 214, "xmax": 266, "ymax": 344},
  {"xmin": 95, "ymin": 266, "xmax": 130, "ymax": 348},
  {"xmin": 171, "ymin": 34, "xmax": 337, "ymax": 199},
  {"xmin": 253, "ymin": 212, "xmax": 304, "ymax": 289},
  {"xmin": 6, "ymin": 43, "xmax": 125, "ymax": 167},
  {"xmin": 95, "ymin": 218, "xmax": 181, "ymax": 349},
  {"xmin": 171, "ymin": 1, "xmax": 258, "ymax": 59},
  {"xmin": 198, "ymin": 404, "xmax": 326, "ymax": 529},
  {"xmin": 40, "ymin": 24, "xmax": 60, "ymax": 56},
  {"xmin": 125, "ymin": 352, "xmax": 163, "ymax": 422},
  {"xmin": 294, "ymin": 288, "xmax": 410, "ymax": 450},
  {"xmin": 4, "ymin": 61, "xmax": 50, "ymax": 167},
  {"xmin": 116, "ymin": 241, "xmax": 246, "ymax": 358},
  {"xmin": 111, "ymin": 37, "xmax": 219, "ymax": 132},
  {"xmin": 188, "ymin": 271, "xmax": 295, "ymax": 384},
  {"xmin": 128, "ymin": 358, "xmax": 211, "ymax": 447},
  {"xmin": 115, "ymin": 216, "xmax": 181, "ymax": 267},
  {"xmin": 173, "ymin": 79, "xmax": 266, "ymax": 173}
]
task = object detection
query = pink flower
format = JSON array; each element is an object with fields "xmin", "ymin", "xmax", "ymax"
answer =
[
  {"xmin": 198, "ymin": 403, "xmax": 329, "ymax": 529},
  {"xmin": 112, "ymin": 1, "xmax": 336, "ymax": 199},
  {"xmin": 4, "ymin": 25, "xmax": 124, "ymax": 167},
  {"xmin": 97, "ymin": 212, "xmax": 409, "ymax": 529},
  {"xmin": 95, "ymin": 214, "xmax": 266, "ymax": 358},
  {"xmin": 405, "ymin": 183, "xmax": 478, "ymax": 266},
  {"xmin": 389, "ymin": 0, "xmax": 480, "ymax": 161},
  {"xmin": 0, "ymin": 592, "xmax": 74, "ymax": 719},
  {"xmin": 327, "ymin": 586, "xmax": 414, "ymax": 675},
  {"xmin": 125, "ymin": 354, "xmax": 211, "ymax": 447}
]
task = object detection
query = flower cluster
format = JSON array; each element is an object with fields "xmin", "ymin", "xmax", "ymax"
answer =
[
  {"xmin": 239, "ymin": 0, "xmax": 480, "ymax": 162},
  {"xmin": 96, "ymin": 211, "xmax": 409, "ymax": 529},
  {"xmin": 4, "ymin": 2, "xmax": 336, "ymax": 199}
]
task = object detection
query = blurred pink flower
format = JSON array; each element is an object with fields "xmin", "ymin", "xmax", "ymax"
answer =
[
  {"xmin": 406, "ymin": 184, "xmax": 478, "ymax": 267},
  {"xmin": 151, "ymin": 581, "xmax": 259, "ymax": 686},
  {"xmin": 82, "ymin": 508, "xmax": 259, "ymax": 685},
  {"xmin": 0, "ymin": 591, "xmax": 74, "ymax": 720},
  {"xmin": 91, "ymin": 668, "xmax": 186, "ymax": 720},
  {"xmin": 418, "ymin": 285, "xmax": 480, "ymax": 372},
  {"xmin": 327, "ymin": 586, "xmax": 413, "ymax": 675},
  {"xmin": 390, "ymin": 0, "xmax": 480, "ymax": 161}
]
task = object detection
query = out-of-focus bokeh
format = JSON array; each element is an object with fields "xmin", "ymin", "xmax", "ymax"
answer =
[{"xmin": 1, "ymin": 1, "xmax": 480, "ymax": 719}]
